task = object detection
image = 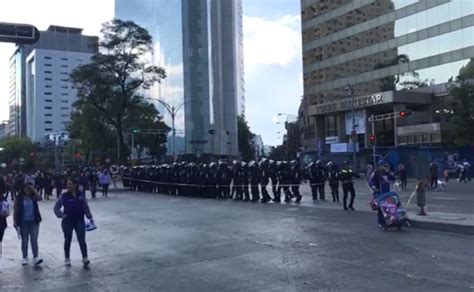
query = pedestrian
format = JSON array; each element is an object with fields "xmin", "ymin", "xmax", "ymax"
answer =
[
  {"xmin": 429, "ymin": 162, "xmax": 438, "ymax": 189},
  {"xmin": 54, "ymin": 178, "xmax": 94, "ymax": 267},
  {"xmin": 369, "ymin": 160, "xmax": 394, "ymax": 227},
  {"xmin": 443, "ymin": 168, "xmax": 449, "ymax": 183},
  {"xmin": 89, "ymin": 171, "xmax": 98, "ymax": 199},
  {"xmin": 99, "ymin": 170, "xmax": 111, "ymax": 198},
  {"xmin": 415, "ymin": 180, "xmax": 427, "ymax": 215},
  {"xmin": 0, "ymin": 191, "xmax": 9, "ymax": 270},
  {"xmin": 397, "ymin": 163, "xmax": 407, "ymax": 190},
  {"xmin": 13, "ymin": 183, "xmax": 43, "ymax": 266}
]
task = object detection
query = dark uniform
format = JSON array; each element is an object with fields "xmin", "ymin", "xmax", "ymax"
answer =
[
  {"xmin": 248, "ymin": 161, "xmax": 261, "ymax": 202},
  {"xmin": 309, "ymin": 160, "xmax": 327, "ymax": 201},
  {"xmin": 289, "ymin": 160, "xmax": 302, "ymax": 203},
  {"xmin": 232, "ymin": 161, "xmax": 244, "ymax": 200},
  {"xmin": 327, "ymin": 162, "xmax": 340, "ymax": 202},
  {"xmin": 339, "ymin": 161, "xmax": 359, "ymax": 210},
  {"xmin": 259, "ymin": 159, "xmax": 272, "ymax": 203}
]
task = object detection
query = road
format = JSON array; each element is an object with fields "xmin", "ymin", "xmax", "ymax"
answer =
[{"xmin": 0, "ymin": 191, "xmax": 473, "ymax": 291}]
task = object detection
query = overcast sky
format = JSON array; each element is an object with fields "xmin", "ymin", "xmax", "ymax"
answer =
[{"xmin": 0, "ymin": 0, "xmax": 302, "ymax": 146}]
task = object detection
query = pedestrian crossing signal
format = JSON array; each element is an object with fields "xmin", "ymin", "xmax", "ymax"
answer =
[{"xmin": 369, "ymin": 134, "xmax": 376, "ymax": 146}]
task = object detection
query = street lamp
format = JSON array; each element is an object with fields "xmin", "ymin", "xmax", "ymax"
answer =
[{"xmin": 345, "ymin": 83, "xmax": 357, "ymax": 172}]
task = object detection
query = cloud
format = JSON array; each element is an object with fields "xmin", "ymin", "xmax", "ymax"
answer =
[{"xmin": 243, "ymin": 14, "xmax": 301, "ymax": 67}]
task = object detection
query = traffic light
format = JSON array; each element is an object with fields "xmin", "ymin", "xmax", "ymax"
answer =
[
  {"xmin": 368, "ymin": 134, "xmax": 376, "ymax": 146},
  {"xmin": 208, "ymin": 129, "xmax": 216, "ymax": 135},
  {"xmin": 131, "ymin": 128, "xmax": 140, "ymax": 134},
  {"xmin": 399, "ymin": 109, "xmax": 412, "ymax": 118}
]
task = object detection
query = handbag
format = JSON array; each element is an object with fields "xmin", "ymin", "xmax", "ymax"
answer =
[
  {"xmin": 85, "ymin": 219, "xmax": 97, "ymax": 232},
  {"xmin": 1, "ymin": 200, "xmax": 10, "ymax": 217}
]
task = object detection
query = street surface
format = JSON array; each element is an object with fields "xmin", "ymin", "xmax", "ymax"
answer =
[{"xmin": 0, "ymin": 188, "xmax": 473, "ymax": 291}]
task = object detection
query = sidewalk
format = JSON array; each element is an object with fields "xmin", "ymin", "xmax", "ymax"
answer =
[{"xmin": 296, "ymin": 183, "xmax": 474, "ymax": 235}]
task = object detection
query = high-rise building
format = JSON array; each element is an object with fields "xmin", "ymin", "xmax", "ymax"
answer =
[
  {"xmin": 115, "ymin": 0, "xmax": 244, "ymax": 157},
  {"xmin": 8, "ymin": 25, "xmax": 98, "ymax": 139},
  {"xmin": 300, "ymin": 0, "xmax": 474, "ymax": 158}
]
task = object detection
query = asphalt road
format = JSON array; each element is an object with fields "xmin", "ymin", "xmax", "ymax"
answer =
[{"xmin": 0, "ymin": 191, "xmax": 473, "ymax": 291}]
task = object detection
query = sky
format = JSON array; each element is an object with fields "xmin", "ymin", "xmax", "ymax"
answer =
[{"xmin": 0, "ymin": 0, "xmax": 303, "ymax": 146}]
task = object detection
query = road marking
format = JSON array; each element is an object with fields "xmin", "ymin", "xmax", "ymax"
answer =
[{"xmin": 286, "ymin": 208, "xmax": 299, "ymax": 212}]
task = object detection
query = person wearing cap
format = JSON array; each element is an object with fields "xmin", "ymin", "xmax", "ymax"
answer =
[{"xmin": 339, "ymin": 161, "xmax": 359, "ymax": 210}]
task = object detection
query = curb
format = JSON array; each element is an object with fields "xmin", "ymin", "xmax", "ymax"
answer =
[{"xmin": 408, "ymin": 219, "xmax": 474, "ymax": 235}]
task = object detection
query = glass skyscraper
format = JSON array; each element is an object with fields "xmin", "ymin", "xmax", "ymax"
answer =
[
  {"xmin": 300, "ymin": 0, "xmax": 474, "ymax": 155},
  {"xmin": 115, "ymin": 0, "xmax": 244, "ymax": 157}
]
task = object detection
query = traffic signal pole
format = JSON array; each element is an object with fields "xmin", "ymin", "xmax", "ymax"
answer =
[{"xmin": 370, "ymin": 114, "xmax": 377, "ymax": 167}]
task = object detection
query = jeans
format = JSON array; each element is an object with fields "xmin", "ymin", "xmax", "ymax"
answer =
[
  {"xmin": 62, "ymin": 219, "xmax": 88, "ymax": 259},
  {"xmin": 20, "ymin": 221, "xmax": 40, "ymax": 259}
]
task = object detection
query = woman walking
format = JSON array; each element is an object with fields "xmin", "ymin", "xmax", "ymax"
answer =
[
  {"xmin": 99, "ymin": 170, "xmax": 111, "ymax": 198},
  {"xmin": 13, "ymin": 183, "xmax": 43, "ymax": 266},
  {"xmin": 54, "ymin": 178, "xmax": 94, "ymax": 267}
]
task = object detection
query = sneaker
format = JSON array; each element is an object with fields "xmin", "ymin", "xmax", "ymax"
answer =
[
  {"xmin": 83, "ymin": 257, "xmax": 90, "ymax": 267},
  {"xmin": 21, "ymin": 258, "xmax": 28, "ymax": 266},
  {"xmin": 34, "ymin": 258, "xmax": 43, "ymax": 266},
  {"xmin": 65, "ymin": 259, "xmax": 71, "ymax": 266}
]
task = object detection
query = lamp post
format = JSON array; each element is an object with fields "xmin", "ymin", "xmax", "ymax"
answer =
[
  {"xmin": 345, "ymin": 83, "xmax": 357, "ymax": 172},
  {"xmin": 156, "ymin": 100, "xmax": 185, "ymax": 157}
]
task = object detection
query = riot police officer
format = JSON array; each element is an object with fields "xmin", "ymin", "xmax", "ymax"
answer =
[
  {"xmin": 248, "ymin": 161, "xmax": 261, "ymax": 202},
  {"xmin": 309, "ymin": 160, "xmax": 327, "ymax": 201},
  {"xmin": 242, "ymin": 162, "xmax": 251, "ymax": 201},
  {"xmin": 327, "ymin": 161, "xmax": 340, "ymax": 202},
  {"xmin": 289, "ymin": 160, "xmax": 302, "ymax": 203},
  {"xmin": 340, "ymin": 161, "xmax": 359, "ymax": 210},
  {"xmin": 232, "ymin": 161, "xmax": 244, "ymax": 200},
  {"xmin": 259, "ymin": 159, "xmax": 272, "ymax": 203},
  {"xmin": 269, "ymin": 160, "xmax": 281, "ymax": 202}
]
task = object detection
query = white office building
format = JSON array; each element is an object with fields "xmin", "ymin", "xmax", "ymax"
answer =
[
  {"xmin": 25, "ymin": 49, "xmax": 92, "ymax": 142},
  {"xmin": 8, "ymin": 25, "xmax": 98, "ymax": 139}
]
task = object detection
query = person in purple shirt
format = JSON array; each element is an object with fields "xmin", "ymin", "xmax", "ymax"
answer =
[
  {"xmin": 369, "ymin": 160, "xmax": 395, "ymax": 228},
  {"xmin": 54, "ymin": 178, "xmax": 94, "ymax": 267}
]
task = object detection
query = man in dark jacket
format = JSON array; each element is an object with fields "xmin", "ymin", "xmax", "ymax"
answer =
[
  {"xmin": 309, "ymin": 160, "xmax": 327, "ymax": 201},
  {"xmin": 340, "ymin": 161, "xmax": 359, "ymax": 211},
  {"xmin": 327, "ymin": 161, "xmax": 340, "ymax": 202}
]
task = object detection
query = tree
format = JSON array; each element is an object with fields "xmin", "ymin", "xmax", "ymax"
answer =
[
  {"xmin": 448, "ymin": 58, "xmax": 474, "ymax": 146},
  {"xmin": 70, "ymin": 19, "xmax": 166, "ymax": 162},
  {"xmin": 374, "ymin": 54, "xmax": 428, "ymax": 91},
  {"xmin": 269, "ymin": 145, "xmax": 287, "ymax": 161},
  {"xmin": 237, "ymin": 116, "xmax": 256, "ymax": 161},
  {"xmin": 0, "ymin": 136, "xmax": 41, "ymax": 170}
]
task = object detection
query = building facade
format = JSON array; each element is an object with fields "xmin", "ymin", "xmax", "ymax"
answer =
[
  {"xmin": 115, "ymin": 0, "xmax": 244, "ymax": 157},
  {"xmin": 300, "ymin": 0, "xmax": 474, "ymax": 158},
  {"xmin": 8, "ymin": 25, "xmax": 98, "ymax": 138},
  {"xmin": 25, "ymin": 49, "xmax": 93, "ymax": 142}
]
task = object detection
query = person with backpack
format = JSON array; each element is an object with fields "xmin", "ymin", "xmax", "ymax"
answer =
[
  {"xmin": 54, "ymin": 178, "xmax": 94, "ymax": 267},
  {"xmin": 13, "ymin": 183, "xmax": 43, "ymax": 266}
]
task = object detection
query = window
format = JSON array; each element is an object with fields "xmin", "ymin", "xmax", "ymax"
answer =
[
  {"xmin": 44, "ymin": 64, "xmax": 52, "ymax": 67},
  {"xmin": 44, "ymin": 92, "xmax": 52, "ymax": 95},
  {"xmin": 45, "ymin": 85, "xmax": 52, "ymax": 88},
  {"xmin": 60, "ymin": 58, "xmax": 68, "ymax": 61},
  {"xmin": 44, "ymin": 78, "xmax": 52, "ymax": 81},
  {"xmin": 61, "ymin": 100, "xmax": 69, "ymax": 103},
  {"xmin": 61, "ymin": 86, "xmax": 69, "ymax": 89},
  {"xmin": 60, "ymin": 107, "xmax": 68, "ymax": 110},
  {"xmin": 44, "ymin": 56, "xmax": 52, "ymax": 60},
  {"xmin": 45, "ymin": 121, "xmax": 52, "ymax": 124},
  {"xmin": 61, "ymin": 93, "xmax": 68, "ymax": 96},
  {"xmin": 45, "ymin": 128, "xmax": 53, "ymax": 131},
  {"xmin": 45, "ymin": 99, "xmax": 52, "ymax": 103},
  {"xmin": 60, "ymin": 65, "xmax": 69, "ymax": 68},
  {"xmin": 60, "ymin": 78, "xmax": 69, "ymax": 82},
  {"xmin": 45, "ymin": 113, "xmax": 52, "ymax": 117},
  {"xmin": 44, "ymin": 106, "xmax": 52, "ymax": 110},
  {"xmin": 44, "ymin": 70, "xmax": 52, "ymax": 74},
  {"xmin": 60, "ymin": 72, "xmax": 68, "ymax": 75},
  {"xmin": 61, "ymin": 114, "xmax": 68, "ymax": 117}
]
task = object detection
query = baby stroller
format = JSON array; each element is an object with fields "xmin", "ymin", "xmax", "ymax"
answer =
[{"xmin": 378, "ymin": 192, "xmax": 410, "ymax": 231}]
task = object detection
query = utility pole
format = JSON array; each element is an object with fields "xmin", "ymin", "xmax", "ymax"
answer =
[{"xmin": 346, "ymin": 83, "xmax": 357, "ymax": 172}]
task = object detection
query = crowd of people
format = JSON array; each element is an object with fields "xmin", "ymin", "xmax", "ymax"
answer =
[
  {"xmin": 0, "ymin": 167, "xmax": 114, "ymax": 270},
  {"xmin": 121, "ymin": 159, "xmax": 360, "ymax": 210}
]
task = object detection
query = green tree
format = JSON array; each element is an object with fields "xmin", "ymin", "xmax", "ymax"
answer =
[
  {"xmin": 0, "ymin": 136, "xmax": 40, "ymax": 170},
  {"xmin": 238, "ymin": 116, "xmax": 256, "ymax": 161},
  {"xmin": 70, "ymin": 19, "xmax": 166, "ymax": 162},
  {"xmin": 269, "ymin": 145, "xmax": 287, "ymax": 161},
  {"xmin": 448, "ymin": 58, "xmax": 474, "ymax": 146}
]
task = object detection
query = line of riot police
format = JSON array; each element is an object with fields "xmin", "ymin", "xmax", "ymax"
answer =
[{"xmin": 121, "ymin": 158, "xmax": 358, "ymax": 208}]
